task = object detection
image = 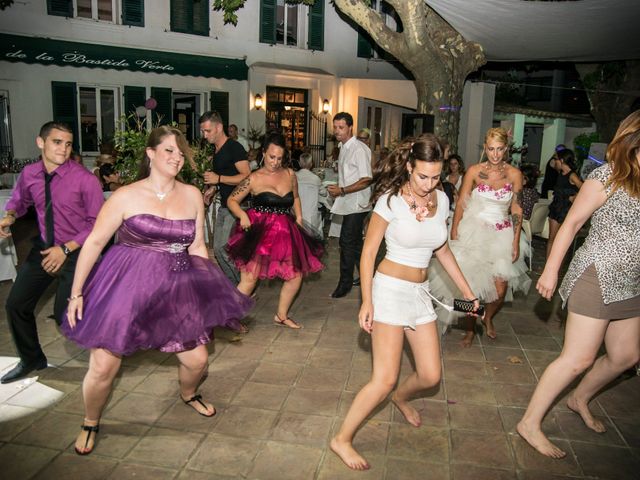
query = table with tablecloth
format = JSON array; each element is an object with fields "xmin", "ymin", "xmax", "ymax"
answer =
[{"xmin": 0, "ymin": 189, "xmax": 18, "ymax": 281}]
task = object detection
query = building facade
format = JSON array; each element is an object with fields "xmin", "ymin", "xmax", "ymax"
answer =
[{"xmin": 0, "ymin": 0, "xmax": 418, "ymax": 166}]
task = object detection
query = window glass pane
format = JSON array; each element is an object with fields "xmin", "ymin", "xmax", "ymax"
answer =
[
  {"xmin": 294, "ymin": 92, "xmax": 304, "ymax": 104},
  {"xmin": 286, "ymin": 5, "xmax": 298, "ymax": 46},
  {"xmin": 79, "ymin": 87, "xmax": 98, "ymax": 152},
  {"xmin": 77, "ymin": 0, "xmax": 92, "ymax": 18},
  {"xmin": 276, "ymin": 0, "xmax": 285, "ymax": 44},
  {"xmin": 98, "ymin": 0, "xmax": 113, "ymax": 21},
  {"xmin": 100, "ymin": 89, "xmax": 116, "ymax": 146}
]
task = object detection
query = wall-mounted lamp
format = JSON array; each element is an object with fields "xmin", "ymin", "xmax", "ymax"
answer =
[
  {"xmin": 254, "ymin": 94, "xmax": 263, "ymax": 110},
  {"xmin": 322, "ymin": 98, "xmax": 330, "ymax": 114}
]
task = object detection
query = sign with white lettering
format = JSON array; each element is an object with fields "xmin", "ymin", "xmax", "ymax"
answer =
[{"xmin": 0, "ymin": 33, "xmax": 248, "ymax": 80}]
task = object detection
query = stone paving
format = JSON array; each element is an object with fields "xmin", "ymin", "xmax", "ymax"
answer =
[{"xmin": 0, "ymin": 239, "xmax": 638, "ymax": 480}]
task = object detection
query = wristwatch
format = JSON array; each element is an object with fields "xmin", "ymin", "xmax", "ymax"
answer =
[
  {"xmin": 60, "ymin": 244, "xmax": 72, "ymax": 256},
  {"xmin": 340, "ymin": 187, "xmax": 346, "ymax": 197}
]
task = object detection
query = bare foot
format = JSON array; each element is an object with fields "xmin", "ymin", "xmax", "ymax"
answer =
[
  {"xmin": 482, "ymin": 318, "xmax": 497, "ymax": 339},
  {"xmin": 330, "ymin": 437, "xmax": 370, "ymax": 470},
  {"xmin": 461, "ymin": 331, "xmax": 475, "ymax": 348},
  {"xmin": 391, "ymin": 392, "xmax": 422, "ymax": 427},
  {"xmin": 516, "ymin": 420, "xmax": 566, "ymax": 458},
  {"xmin": 182, "ymin": 393, "xmax": 216, "ymax": 417},
  {"xmin": 567, "ymin": 394, "xmax": 606, "ymax": 433}
]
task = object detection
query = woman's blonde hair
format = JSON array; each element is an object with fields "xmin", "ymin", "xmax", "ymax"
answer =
[
  {"xmin": 606, "ymin": 110, "xmax": 640, "ymax": 198},
  {"xmin": 480, "ymin": 127, "xmax": 509, "ymax": 163}
]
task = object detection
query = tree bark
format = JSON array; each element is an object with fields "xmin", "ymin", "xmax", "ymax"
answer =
[
  {"xmin": 333, "ymin": 0, "xmax": 486, "ymax": 148},
  {"xmin": 576, "ymin": 61, "xmax": 640, "ymax": 143}
]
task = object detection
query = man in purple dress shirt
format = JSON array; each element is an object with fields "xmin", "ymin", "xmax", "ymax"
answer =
[{"xmin": 0, "ymin": 122, "xmax": 103, "ymax": 383}]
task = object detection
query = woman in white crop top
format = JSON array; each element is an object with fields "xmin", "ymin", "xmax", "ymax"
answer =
[{"xmin": 330, "ymin": 135, "xmax": 480, "ymax": 471}]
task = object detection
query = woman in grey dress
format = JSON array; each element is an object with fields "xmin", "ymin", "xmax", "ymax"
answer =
[{"xmin": 517, "ymin": 110, "xmax": 640, "ymax": 458}]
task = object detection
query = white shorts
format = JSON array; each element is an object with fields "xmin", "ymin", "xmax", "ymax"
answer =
[{"xmin": 372, "ymin": 272, "xmax": 437, "ymax": 330}]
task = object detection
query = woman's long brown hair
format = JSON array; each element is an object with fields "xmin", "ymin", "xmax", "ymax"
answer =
[{"xmin": 371, "ymin": 134, "xmax": 443, "ymax": 207}]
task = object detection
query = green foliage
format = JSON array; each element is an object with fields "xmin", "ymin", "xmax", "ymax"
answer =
[
  {"xmin": 573, "ymin": 131, "xmax": 600, "ymax": 170},
  {"xmin": 214, "ymin": 0, "xmax": 325, "ymax": 25},
  {"xmin": 113, "ymin": 114, "xmax": 149, "ymax": 185},
  {"xmin": 113, "ymin": 114, "xmax": 211, "ymax": 188},
  {"xmin": 180, "ymin": 142, "xmax": 213, "ymax": 191},
  {"xmin": 581, "ymin": 62, "xmax": 626, "ymax": 91},
  {"xmin": 247, "ymin": 123, "xmax": 264, "ymax": 148}
]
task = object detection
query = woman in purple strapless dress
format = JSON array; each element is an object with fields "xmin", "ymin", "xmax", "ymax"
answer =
[{"xmin": 62, "ymin": 126, "xmax": 253, "ymax": 455}]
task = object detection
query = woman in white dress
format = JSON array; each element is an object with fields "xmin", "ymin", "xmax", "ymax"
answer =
[{"xmin": 430, "ymin": 128, "xmax": 531, "ymax": 346}]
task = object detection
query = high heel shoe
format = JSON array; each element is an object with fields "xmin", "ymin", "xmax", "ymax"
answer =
[{"xmin": 74, "ymin": 423, "xmax": 99, "ymax": 455}]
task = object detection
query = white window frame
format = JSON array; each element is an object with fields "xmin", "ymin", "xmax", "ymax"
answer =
[
  {"xmin": 75, "ymin": 0, "xmax": 119, "ymax": 24},
  {"xmin": 372, "ymin": 1, "xmax": 398, "ymax": 59},
  {"xmin": 276, "ymin": 0, "xmax": 308, "ymax": 49},
  {"xmin": 77, "ymin": 85, "xmax": 120, "ymax": 154}
]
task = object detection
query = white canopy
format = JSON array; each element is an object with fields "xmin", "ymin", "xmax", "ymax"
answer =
[{"xmin": 427, "ymin": 0, "xmax": 640, "ymax": 62}]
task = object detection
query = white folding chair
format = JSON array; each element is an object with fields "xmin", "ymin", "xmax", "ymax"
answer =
[{"xmin": 521, "ymin": 202, "xmax": 550, "ymax": 270}]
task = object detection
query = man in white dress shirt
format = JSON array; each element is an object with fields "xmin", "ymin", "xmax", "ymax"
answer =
[{"xmin": 327, "ymin": 112, "xmax": 372, "ymax": 298}]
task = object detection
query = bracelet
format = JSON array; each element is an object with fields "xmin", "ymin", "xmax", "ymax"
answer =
[
  {"xmin": 217, "ymin": 174, "xmax": 222, "ymax": 184},
  {"xmin": 68, "ymin": 294, "xmax": 83, "ymax": 301},
  {"xmin": 468, "ymin": 297, "xmax": 478, "ymax": 302}
]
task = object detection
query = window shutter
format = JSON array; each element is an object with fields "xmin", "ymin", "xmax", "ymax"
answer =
[
  {"xmin": 122, "ymin": 0, "xmax": 144, "ymax": 27},
  {"xmin": 51, "ymin": 81, "xmax": 79, "ymax": 152},
  {"xmin": 151, "ymin": 88, "xmax": 173, "ymax": 126},
  {"xmin": 259, "ymin": 0, "xmax": 276, "ymax": 44},
  {"xmin": 123, "ymin": 86, "xmax": 146, "ymax": 128},
  {"xmin": 210, "ymin": 91, "xmax": 229, "ymax": 129},
  {"xmin": 47, "ymin": 0, "xmax": 73, "ymax": 17},
  {"xmin": 307, "ymin": 0, "xmax": 324, "ymax": 51},
  {"xmin": 357, "ymin": 28, "xmax": 374, "ymax": 58},
  {"xmin": 192, "ymin": 0, "xmax": 210, "ymax": 36},
  {"xmin": 170, "ymin": 0, "xmax": 192, "ymax": 34}
]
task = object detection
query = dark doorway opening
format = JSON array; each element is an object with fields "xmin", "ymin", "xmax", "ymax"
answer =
[
  {"xmin": 173, "ymin": 93, "xmax": 200, "ymax": 143},
  {"xmin": 266, "ymin": 86, "xmax": 308, "ymax": 155}
]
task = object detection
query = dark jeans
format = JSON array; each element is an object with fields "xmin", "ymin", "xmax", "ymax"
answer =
[
  {"xmin": 338, "ymin": 212, "xmax": 369, "ymax": 287},
  {"xmin": 5, "ymin": 239, "xmax": 79, "ymax": 366}
]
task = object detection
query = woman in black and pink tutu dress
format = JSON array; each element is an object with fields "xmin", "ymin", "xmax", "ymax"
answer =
[
  {"xmin": 62, "ymin": 126, "xmax": 253, "ymax": 455},
  {"xmin": 226, "ymin": 132, "xmax": 324, "ymax": 329}
]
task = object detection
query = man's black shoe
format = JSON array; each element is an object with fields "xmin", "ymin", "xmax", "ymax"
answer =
[
  {"xmin": 1, "ymin": 359, "xmax": 48, "ymax": 384},
  {"xmin": 352, "ymin": 277, "xmax": 360, "ymax": 286},
  {"xmin": 331, "ymin": 285, "xmax": 352, "ymax": 298}
]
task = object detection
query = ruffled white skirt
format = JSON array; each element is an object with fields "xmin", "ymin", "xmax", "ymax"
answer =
[{"xmin": 429, "ymin": 199, "xmax": 531, "ymax": 324}]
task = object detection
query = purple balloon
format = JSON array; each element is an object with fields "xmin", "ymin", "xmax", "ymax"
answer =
[{"xmin": 145, "ymin": 97, "xmax": 157, "ymax": 110}]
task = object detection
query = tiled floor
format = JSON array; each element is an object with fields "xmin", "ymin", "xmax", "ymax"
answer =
[{"xmin": 0, "ymin": 239, "xmax": 638, "ymax": 479}]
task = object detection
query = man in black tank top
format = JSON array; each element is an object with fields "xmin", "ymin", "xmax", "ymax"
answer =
[{"xmin": 200, "ymin": 111, "xmax": 250, "ymax": 284}]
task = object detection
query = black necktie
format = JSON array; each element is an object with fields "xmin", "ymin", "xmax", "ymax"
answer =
[{"xmin": 44, "ymin": 172, "xmax": 55, "ymax": 247}]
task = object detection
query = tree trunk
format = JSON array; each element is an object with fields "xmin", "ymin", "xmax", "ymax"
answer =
[
  {"xmin": 331, "ymin": 0, "xmax": 485, "ymax": 149},
  {"xmin": 576, "ymin": 61, "xmax": 640, "ymax": 143}
]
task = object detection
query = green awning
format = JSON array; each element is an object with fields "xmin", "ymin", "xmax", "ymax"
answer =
[{"xmin": 0, "ymin": 33, "xmax": 248, "ymax": 81}]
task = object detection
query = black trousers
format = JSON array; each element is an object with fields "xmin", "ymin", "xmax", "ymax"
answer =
[
  {"xmin": 338, "ymin": 212, "xmax": 369, "ymax": 287},
  {"xmin": 5, "ymin": 239, "xmax": 79, "ymax": 366}
]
